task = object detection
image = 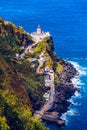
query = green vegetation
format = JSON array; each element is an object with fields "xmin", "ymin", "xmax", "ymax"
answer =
[
  {"xmin": 56, "ymin": 62, "xmax": 64, "ymax": 74},
  {"xmin": 0, "ymin": 17, "xmax": 65, "ymax": 130},
  {"xmin": 0, "ymin": 116, "xmax": 10, "ymax": 130},
  {"xmin": 44, "ymin": 53, "xmax": 53, "ymax": 69},
  {"xmin": 0, "ymin": 18, "xmax": 49, "ymax": 130},
  {"xmin": 34, "ymin": 40, "xmax": 48, "ymax": 58},
  {"xmin": 54, "ymin": 73, "xmax": 60, "ymax": 86},
  {"xmin": 54, "ymin": 59, "xmax": 65, "ymax": 87},
  {"xmin": 0, "ymin": 56, "xmax": 48, "ymax": 130},
  {"xmin": 33, "ymin": 37, "xmax": 54, "ymax": 69},
  {"xmin": 14, "ymin": 59, "xmax": 45, "ymax": 110}
]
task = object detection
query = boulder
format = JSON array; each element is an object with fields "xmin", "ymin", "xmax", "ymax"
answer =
[{"xmin": 57, "ymin": 119, "xmax": 65, "ymax": 126}]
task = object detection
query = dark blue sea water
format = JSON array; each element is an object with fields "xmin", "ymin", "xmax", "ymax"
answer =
[{"xmin": 0, "ymin": 0, "xmax": 87, "ymax": 130}]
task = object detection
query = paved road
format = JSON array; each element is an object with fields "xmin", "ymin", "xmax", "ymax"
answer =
[
  {"xmin": 20, "ymin": 42, "xmax": 38, "ymax": 59},
  {"xmin": 35, "ymin": 51, "xmax": 55, "ymax": 117},
  {"xmin": 36, "ymin": 72, "xmax": 55, "ymax": 117},
  {"xmin": 36, "ymin": 52, "xmax": 55, "ymax": 117},
  {"xmin": 36, "ymin": 58, "xmax": 43, "ymax": 73},
  {"xmin": 36, "ymin": 52, "xmax": 46, "ymax": 74},
  {"xmin": 20, "ymin": 37, "xmax": 42, "ymax": 59},
  {"xmin": 19, "ymin": 35, "xmax": 55, "ymax": 118}
]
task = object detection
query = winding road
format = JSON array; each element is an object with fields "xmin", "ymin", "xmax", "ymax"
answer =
[
  {"xmin": 36, "ymin": 52, "xmax": 55, "ymax": 117},
  {"xmin": 36, "ymin": 72, "xmax": 55, "ymax": 117},
  {"xmin": 20, "ymin": 40, "xmax": 39, "ymax": 59},
  {"xmin": 20, "ymin": 35, "xmax": 55, "ymax": 118}
]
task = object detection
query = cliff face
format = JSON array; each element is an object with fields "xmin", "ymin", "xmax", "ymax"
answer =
[
  {"xmin": 0, "ymin": 18, "xmax": 32, "ymax": 47},
  {"xmin": 0, "ymin": 18, "xmax": 48, "ymax": 130},
  {"xmin": 0, "ymin": 18, "xmax": 78, "ymax": 129},
  {"xmin": 50, "ymin": 62, "xmax": 77, "ymax": 114}
]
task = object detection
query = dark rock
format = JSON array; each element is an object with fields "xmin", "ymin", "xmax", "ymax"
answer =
[
  {"xmin": 42, "ymin": 112, "xmax": 65, "ymax": 127},
  {"xmin": 74, "ymin": 87, "xmax": 80, "ymax": 92},
  {"xmin": 57, "ymin": 119, "xmax": 65, "ymax": 126},
  {"xmin": 46, "ymin": 61, "xmax": 79, "ymax": 126}
]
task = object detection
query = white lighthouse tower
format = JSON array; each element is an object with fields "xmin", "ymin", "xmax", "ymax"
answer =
[
  {"xmin": 37, "ymin": 25, "xmax": 41, "ymax": 34},
  {"xmin": 31, "ymin": 25, "xmax": 51, "ymax": 42}
]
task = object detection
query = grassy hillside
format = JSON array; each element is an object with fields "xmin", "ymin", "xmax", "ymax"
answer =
[
  {"xmin": 0, "ymin": 18, "xmax": 48, "ymax": 130},
  {"xmin": 0, "ymin": 17, "xmax": 65, "ymax": 130}
]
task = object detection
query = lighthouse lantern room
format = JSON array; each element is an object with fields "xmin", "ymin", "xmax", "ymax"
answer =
[{"xmin": 37, "ymin": 25, "xmax": 41, "ymax": 34}]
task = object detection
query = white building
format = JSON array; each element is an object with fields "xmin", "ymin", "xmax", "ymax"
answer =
[
  {"xmin": 31, "ymin": 25, "xmax": 51, "ymax": 42},
  {"xmin": 37, "ymin": 25, "xmax": 41, "ymax": 34}
]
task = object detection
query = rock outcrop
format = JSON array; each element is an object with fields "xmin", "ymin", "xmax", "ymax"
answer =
[
  {"xmin": 0, "ymin": 17, "xmax": 80, "ymax": 129},
  {"xmin": 41, "ymin": 61, "xmax": 79, "ymax": 126}
]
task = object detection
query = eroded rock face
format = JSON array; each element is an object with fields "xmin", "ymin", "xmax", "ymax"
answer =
[
  {"xmin": 49, "ymin": 62, "xmax": 77, "ymax": 113},
  {"xmin": 42, "ymin": 112, "xmax": 65, "ymax": 126},
  {"xmin": 43, "ymin": 61, "xmax": 79, "ymax": 127},
  {"xmin": 57, "ymin": 119, "xmax": 65, "ymax": 126}
]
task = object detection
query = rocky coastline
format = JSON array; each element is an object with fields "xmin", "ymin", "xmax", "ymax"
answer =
[
  {"xmin": 0, "ymin": 17, "xmax": 81, "ymax": 130},
  {"xmin": 42, "ymin": 61, "xmax": 80, "ymax": 126}
]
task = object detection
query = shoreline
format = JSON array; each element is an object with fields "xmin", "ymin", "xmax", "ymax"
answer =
[
  {"xmin": 42, "ymin": 61, "xmax": 80, "ymax": 126},
  {"xmin": 61, "ymin": 61, "xmax": 81, "ymax": 124}
]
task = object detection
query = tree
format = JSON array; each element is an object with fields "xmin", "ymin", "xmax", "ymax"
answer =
[{"xmin": 0, "ymin": 116, "xmax": 10, "ymax": 130}]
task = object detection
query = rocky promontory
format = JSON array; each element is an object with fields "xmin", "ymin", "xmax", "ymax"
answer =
[
  {"xmin": 41, "ymin": 61, "xmax": 79, "ymax": 126},
  {"xmin": 0, "ymin": 17, "xmax": 80, "ymax": 129}
]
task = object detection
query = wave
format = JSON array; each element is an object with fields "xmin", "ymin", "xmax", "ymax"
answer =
[
  {"xmin": 61, "ymin": 109, "xmax": 78, "ymax": 125},
  {"xmin": 71, "ymin": 78, "xmax": 85, "ymax": 89},
  {"xmin": 67, "ymin": 109, "xmax": 78, "ymax": 116},
  {"xmin": 69, "ymin": 61, "xmax": 86, "ymax": 102},
  {"xmin": 71, "ymin": 78, "xmax": 81, "ymax": 87},
  {"xmin": 61, "ymin": 60, "xmax": 86, "ymax": 125},
  {"xmin": 68, "ymin": 98, "xmax": 81, "ymax": 106},
  {"xmin": 74, "ymin": 91, "xmax": 81, "ymax": 98},
  {"xmin": 69, "ymin": 61, "xmax": 87, "ymax": 76}
]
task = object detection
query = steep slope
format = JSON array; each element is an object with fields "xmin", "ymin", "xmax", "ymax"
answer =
[
  {"xmin": 0, "ymin": 17, "xmax": 79, "ymax": 129},
  {"xmin": 0, "ymin": 18, "xmax": 48, "ymax": 130}
]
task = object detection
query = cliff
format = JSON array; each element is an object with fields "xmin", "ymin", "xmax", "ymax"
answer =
[
  {"xmin": 0, "ymin": 18, "xmax": 48, "ymax": 130},
  {"xmin": 0, "ymin": 18, "xmax": 79, "ymax": 129}
]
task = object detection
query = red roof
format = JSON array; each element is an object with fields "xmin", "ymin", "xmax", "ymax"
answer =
[{"xmin": 37, "ymin": 25, "xmax": 41, "ymax": 29}]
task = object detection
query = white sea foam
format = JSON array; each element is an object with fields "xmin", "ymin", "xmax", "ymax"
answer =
[
  {"xmin": 61, "ymin": 113, "xmax": 69, "ymax": 125},
  {"xmin": 61, "ymin": 109, "xmax": 78, "ymax": 125},
  {"xmin": 61, "ymin": 60, "xmax": 86, "ymax": 124},
  {"xmin": 74, "ymin": 91, "xmax": 81, "ymax": 98},
  {"xmin": 69, "ymin": 61, "xmax": 87, "ymax": 75},
  {"xmin": 71, "ymin": 78, "xmax": 80, "ymax": 86},
  {"xmin": 71, "ymin": 77, "xmax": 85, "ymax": 88},
  {"xmin": 70, "ymin": 61, "xmax": 86, "ymax": 93},
  {"xmin": 67, "ymin": 109, "xmax": 78, "ymax": 116},
  {"xmin": 68, "ymin": 98, "xmax": 81, "ymax": 106},
  {"xmin": 70, "ymin": 61, "xmax": 87, "ymax": 98}
]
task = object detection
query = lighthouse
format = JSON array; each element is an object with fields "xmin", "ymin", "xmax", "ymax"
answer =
[
  {"xmin": 31, "ymin": 25, "xmax": 51, "ymax": 42},
  {"xmin": 37, "ymin": 25, "xmax": 41, "ymax": 34}
]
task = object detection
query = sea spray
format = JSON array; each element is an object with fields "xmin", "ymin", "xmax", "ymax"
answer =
[
  {"xmin": 69, "ymin": 61, "xmax": 87, "ymax": 76},
  {"xmin": 61, "ymin": 61, "xmax": 84, "ymax": 125}
]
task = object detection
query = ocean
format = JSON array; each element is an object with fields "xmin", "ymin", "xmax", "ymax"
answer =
[{"xmin": 0, "ymin": 0, "xmax": 87, "ymax": 129}]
